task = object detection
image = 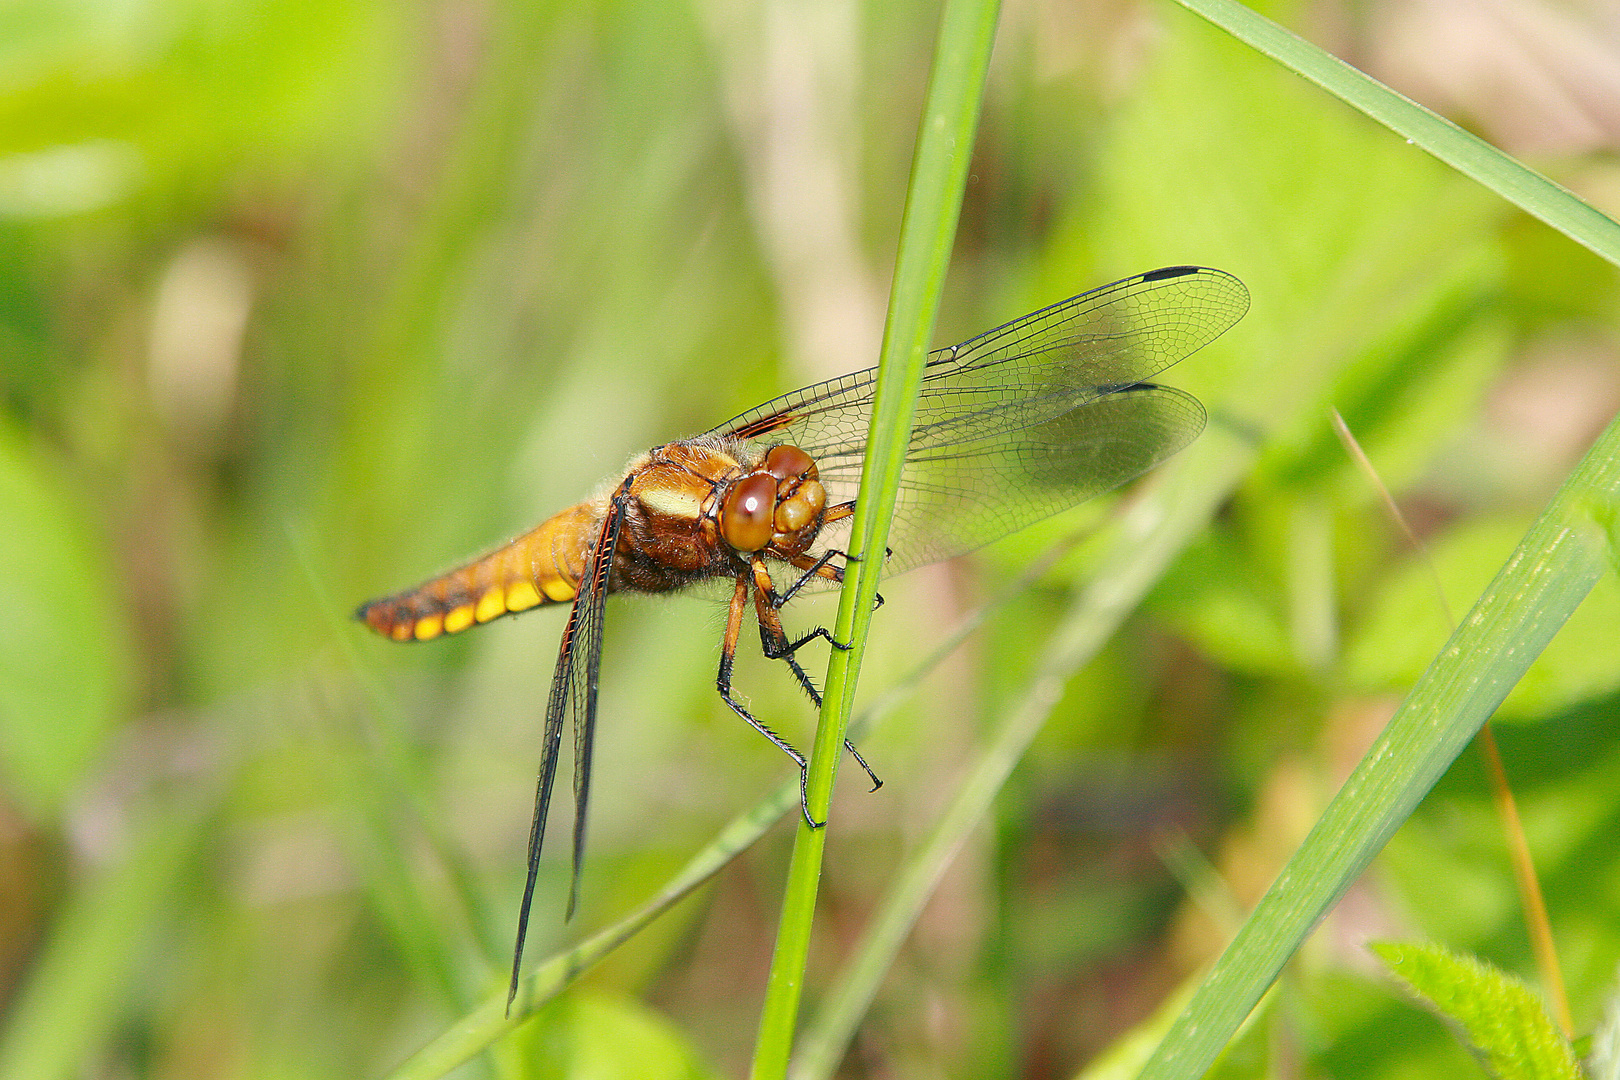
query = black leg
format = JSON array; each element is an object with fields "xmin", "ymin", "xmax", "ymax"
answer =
[
  {"xmin": 736, "ymin": 557, "xmax": 886, "ymax": 813},
  {"xmin": 761, "ymin": 622, "xmax": 848, "ymax": 658},
  {"xmin": 778, "ymin": 547, "xmax": 848, "ymax": 605},
  {"xmin": 748, "ymin": 637, "xmax": 883, "ymax": 794},
  {"xmin": 717, "ymin": 646, "xmax": 822, "ymax": 829}
]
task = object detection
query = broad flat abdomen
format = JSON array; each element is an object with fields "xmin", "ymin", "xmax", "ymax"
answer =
[{"xmin": 357, "ymin": 501, "xmax": 600, "ymax": 641}]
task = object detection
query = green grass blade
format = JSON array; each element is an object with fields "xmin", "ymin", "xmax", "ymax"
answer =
[
  {"xmin": 1173, "ymin": 0, "xmax": 1620, "ymax": 265},
  {"xmin": 791, "ymin": 425, "xmax": 1261, "ymax": 1080},
  {"xmin": 1139, "ymin": 410, "xmax": 1620, "ymax": 1078},
  {"xmin": 385, "ymin": 783, "xmax": 796, "ymax": 1080},
  {"xmin": 749, "ymin": 0, "xmax": 1002, "ymax": 1074}
]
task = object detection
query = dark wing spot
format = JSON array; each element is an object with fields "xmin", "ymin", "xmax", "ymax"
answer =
[{"xmin": 1141, "ymin": 265, "xmax": 1200, "ymax": 282}]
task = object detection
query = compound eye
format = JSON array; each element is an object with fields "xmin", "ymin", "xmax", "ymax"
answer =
[
  {"xmin": 763, "ymin": 444, "xmax": 816, "ymax": 482},
  {"xmin": 721, "ymin": 473, "xmax": 777, "ymax": 552}
]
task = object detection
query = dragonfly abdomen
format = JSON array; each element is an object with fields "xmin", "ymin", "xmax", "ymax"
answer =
[{"xmin": 356, "ymin": 501, "xmax": 601, "ymax": 641}]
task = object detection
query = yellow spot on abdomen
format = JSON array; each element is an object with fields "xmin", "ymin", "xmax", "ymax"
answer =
[
  {"xmin": 443, "ymin": 604, "xmax": 475, "ymax": 634},
  {"xmin": 506, "ymin": 581, "xmax": 542, "ymax": 612},
  {"xmin": 475, "ymin": 589, "xmax": 506, "ymax": 623},
  {"xmin": 413, "ymin": 615, "xmax": 445, "ymax": 641},
  {"xmin": 539, "ymin": 575, "xmax": 575, "ymax": 602}
]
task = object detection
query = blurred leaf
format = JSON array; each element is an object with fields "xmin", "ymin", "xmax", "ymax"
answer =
[
  {"xmin": 1303, "ymin": 283, "xmax": 1511, "ymax": 500},
  {"xmin": 0, "ymin": 422, "xmax": 130, "ymax": 817},
  {"xmin": 1593, "ymin": 977, "xmax": 1620, "ymax": 1080},
  {"xmin": 1071, "ymin": 12, "xmax": 1501, "ymax": 683},
  {"xmin": 0, "ymin": 0, "xmax": 405, "ymax": 198},
  {"xmin": 1143, "ymin": 394, "xmax": 1620, "ymax": 1078},
  {"xmin": 1157, "ymin": 526, "xmax": 1290, "ymax": 674},
  {"xmin": 0, "ymin": 804, "xmax": 202, "ymax": 1080},
  {"xmin": 1346, "ymin": 516, "xmax": 1620, "ymax": 717},
  {"xmin": 503, "ymin": 990, "xmax": 718, "ymax": 1080},
  {"xmin": 1071, "ymin": 7, "xmax": 1502, "ymax": 436},
  {"xmin": 1170, "ymin": 0, "xmax": 1620, "ymax": 266},
  {"xmin": 1372, "ymin": 941, "xmax": 1582, "ymax": 1080}
]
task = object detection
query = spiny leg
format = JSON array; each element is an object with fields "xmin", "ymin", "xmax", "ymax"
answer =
[
  {"xmin": 771, "ymin": 550, "xmax": 874, "ymax": 641},
  {"xmin": 719, "ymin": 572, "xmax": 819, "ymax": 827},
  {"xmin": 750, "ymin": 557, "xmax": 882, "ymax": 794},
  {"xmin": 785, "ymin": 540, "xmax": 885, "ymax": 613},
  {"xmin": 778, "ymin": 547, "xmax": 847, "ymax": 606}
]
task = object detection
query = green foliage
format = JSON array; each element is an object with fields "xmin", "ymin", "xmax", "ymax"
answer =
[
  {"xmin": 1347, "ymin": 518, "xmax": 1620, "ymax": 717},
  {"xmin": 0, "ymin": 422, "xmax": 131, "ymax": 815},
  {"xmin": 1372, "ymin": 942, "xmax": 1582, "ymax": 1080},
  {"xmin": 501, "ymin": 991, "xmax": 718, "ymax": 1080},
  {"xmin": 3, "ymin": 0, "xmax": 1620, "ymax": 1077}
]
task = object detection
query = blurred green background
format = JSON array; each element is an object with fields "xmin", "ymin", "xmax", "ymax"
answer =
[{"xmin": 3, "ymin": 0, "xmax": 1620, "ymax": 1076}]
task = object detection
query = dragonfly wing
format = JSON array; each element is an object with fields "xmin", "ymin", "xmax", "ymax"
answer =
[
  {"xmin": 876, "ymin": 383, "xmax": 1204, "ymax": 575},
  {"xmin": 713, "ymin": 265, "xmax": 1246, "ymax": 576},
  {"xmin": 508, "ymin": 481, "xmax": 625, "ymax": 1008}
]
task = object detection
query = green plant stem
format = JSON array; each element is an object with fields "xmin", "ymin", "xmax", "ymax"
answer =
[
  {"xmin": 1332, "ymin": 409, "xmax": 1574, "ymax": 1039},
  {"xmin": 747, "ymin": 0, "xmax": 1002, "ymax": 1074}
]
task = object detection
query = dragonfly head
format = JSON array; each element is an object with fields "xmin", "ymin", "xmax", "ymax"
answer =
[{"xmin": 719, "ymin": 443, "xmax": 828, "ymax": 554}]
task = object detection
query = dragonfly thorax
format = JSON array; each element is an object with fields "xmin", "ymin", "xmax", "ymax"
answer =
[{"xmin": 611, "ymin": 438, "xmax": 830, "ymax": 591}]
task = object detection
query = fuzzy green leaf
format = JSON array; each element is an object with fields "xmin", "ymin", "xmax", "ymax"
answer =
[{"xmin": 1372, "ymin": 942, "xmax": 1582, "ymax": 1080}]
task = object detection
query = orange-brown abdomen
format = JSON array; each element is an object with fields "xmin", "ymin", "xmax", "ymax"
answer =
[{"xmin": 356, "ymin": 501, "xmax": 602, "ymax": 642}]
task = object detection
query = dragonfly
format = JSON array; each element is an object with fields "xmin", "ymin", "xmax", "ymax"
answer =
[{"xmin": 356, "ymin": 264, "xmax": 1248, "ymax": 1004}]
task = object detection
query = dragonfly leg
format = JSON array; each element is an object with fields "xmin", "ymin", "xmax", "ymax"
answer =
[
  {"xmin": 750, "ymin": 558, "xmax": 883, "ymax": 794},
  {"xmin": 778, "ymin": 550, "xmax": 881, "ymax": 636},
  {"xmin": 765, "ymin": 623, "xmax": 848, "ymax": 656},
  {"xmin": 820, "ymin": 500, "xmax": 855, "ymax": 524},
  {"xmin": 779, "ymin": 548, "xmax": 847, "ymax": 605},
  {"xmin": 844, "ymin": 741, "xmax": 882, "ymax": 792},
  {"xmin": 751, "ymin": 560, "xmax": 835, "ymax": 707},
  {"xmin": 721, "ymin": 573, "xmax": 820, "ymax": 828},
  {"xmin": 783, "ymin": 549, "xmax": 884, "ymax": 616}
]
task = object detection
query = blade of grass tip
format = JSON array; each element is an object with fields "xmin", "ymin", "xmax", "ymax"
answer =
[
  {"xmin": 385, "ymin": 525, "xmax": 1046, "ymax": 1080},
  {"xmin": 749, "ymin": 0, "xmax": 1003, "ymax": 1074},
  {"xmin": 1330, "ymin": 409, "xmax": 1454, "ymax": 627},
  {"xmin": 1333, "ymin": 408, "xmax": 1572, "ymax": 1038},
  {"xmin": 792, "ymin": 422, "xmax": 1260, "ymax": 1080},
  {"xmin": 1173, "ymin": 0, "xmax": 1620, "ymax": 266},
  {"xmin": 1140, "ymin": 411, "xmax": 1620, "ymax": 1079}
]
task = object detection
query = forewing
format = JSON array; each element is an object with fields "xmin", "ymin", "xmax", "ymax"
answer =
[
  {"xmin": 507, "ymin": 484, "xmax": 624, "ymax": 1008},
  {"xmin": 881, "ymin": 383, "xmax": 1206, "ymax": 573},
  {"xmin": 712, "ymin": 265, "xmax": 1246, "ymax": 577}
]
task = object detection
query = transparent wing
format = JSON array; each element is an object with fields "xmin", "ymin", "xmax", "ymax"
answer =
[
  {"xmin": 507, "ymin": 483, "xmax": 623, "ymax": 1009},
  {"xmin": 712, "ymin": 265, "xmax": 1247, "ymax": 577}
]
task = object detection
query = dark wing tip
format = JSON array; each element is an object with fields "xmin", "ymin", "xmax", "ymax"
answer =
[
  {"xmin": 1141, "ymin": 265, "xmax": 1204, "ymax": 281},
  {"xmin": 1140, "ymin": 265, "xmax": 1250, "ymax": 325}
]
